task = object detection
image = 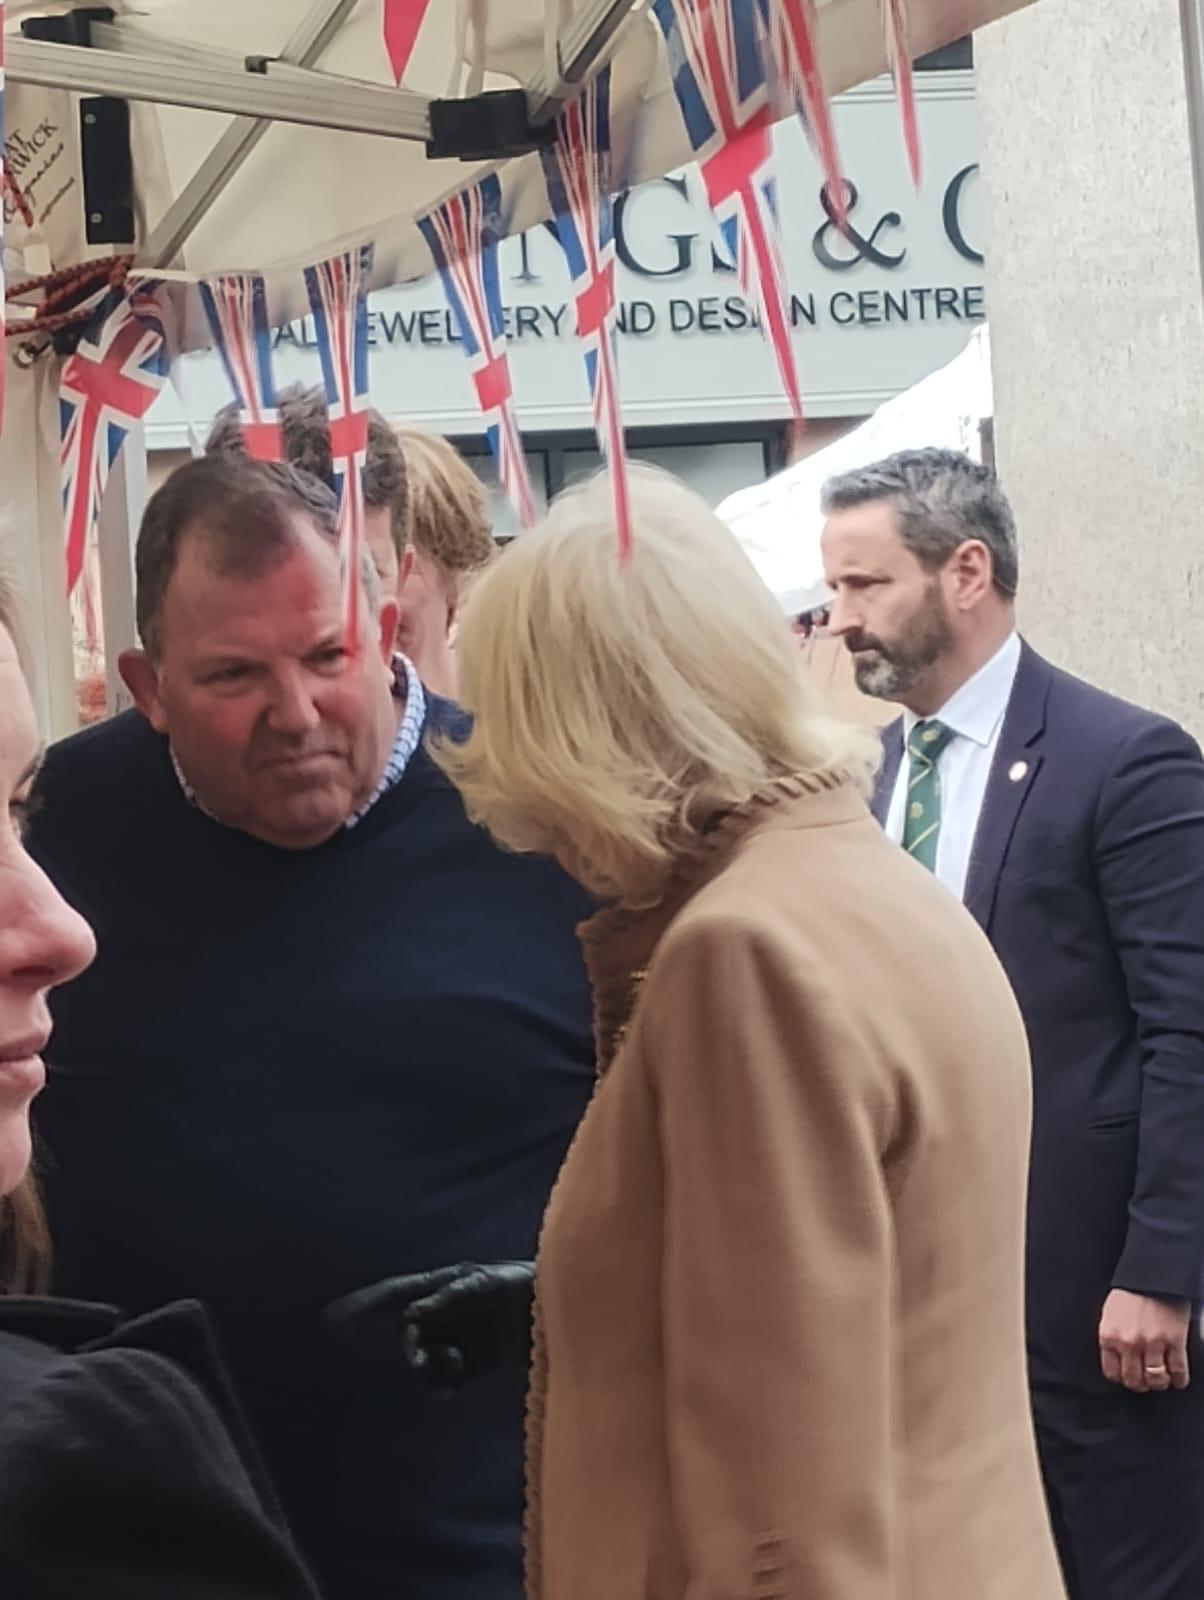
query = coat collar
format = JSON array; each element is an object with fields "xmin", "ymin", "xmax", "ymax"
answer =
[
  {"xmin": 0, "ymin": 1295, "xmax": 222, "ymax": 1361},
  {"xmin": 0, "ymin": 1295, "xmax": 121, "ymax": 1350},
  {"xmin": 578, "ymin": 772, "xmax": 868, "ymax": 1070},
  {"xmin": 0, "ymin": 1295, "xmax": 290, "ymax": 1527}
]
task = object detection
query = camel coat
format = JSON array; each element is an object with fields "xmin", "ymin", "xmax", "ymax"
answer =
[{"xmin": 524, "ymin": 773, "xmax": 1064, "ymax": 1600}]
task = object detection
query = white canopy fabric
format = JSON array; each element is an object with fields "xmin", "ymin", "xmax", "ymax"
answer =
[
  {"xmin": 719, "ymin": 323, "xmax": 993, "ymax": 615},
  {"xmin": 0, "ymin": 2, "xmax": 1030, "ymax": 737},
  {"xmin": 5, "ymin": 0, "xmax": 1031, "ymax": 335}
]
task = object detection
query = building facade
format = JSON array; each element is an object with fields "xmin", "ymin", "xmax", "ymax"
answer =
[{"xmin": 977, "ymin": 0, "xmax": 1204, "ymax": 738}]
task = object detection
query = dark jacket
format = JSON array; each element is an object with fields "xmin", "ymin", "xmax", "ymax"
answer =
[
  {"xmin": 27, "ymin": 699, "xmax": 596, "ymax": 1597},
  {"xmin": 872, "ymin": 643, "xmax": 1204, "ymax": 1389},
  {"xmin": 0, "ymin": 1296, "xmax": 321, "ymax": 1600}
]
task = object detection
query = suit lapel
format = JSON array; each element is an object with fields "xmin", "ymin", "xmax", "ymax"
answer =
[
  {"xmin": 963, "ymin": 643, "xmax": 1050, "ymax": 932},
  {"xmin": 872, "ymin": 719, "xmax": 904, "ymax": 828}
]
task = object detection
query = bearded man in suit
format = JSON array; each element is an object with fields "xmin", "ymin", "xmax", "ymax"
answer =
[{"xmin": 820, "ymin": 446, "xmax": 1204, "ymax": 1600}]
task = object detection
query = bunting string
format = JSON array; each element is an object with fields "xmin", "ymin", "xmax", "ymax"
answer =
[
  {"xmin": 759, "ymin": 0, "xmax": 847, "ymax": 226},
  {"xmin": 419, "ymin": 175, "xmax": 537, "ymax": 531},
  {"xmin": 540, "ymin": 68, "xmax": 632, "ymax": 561},
  {"xmin": 199, "ymin": 274, "xmax": 284, "ymax": 462},
  {"xmin": 304, "ymin": 244, "xmax": 374, "ymax": 646},
  {"xmin": 59, "ymin": 283, "xmax": 167, "ymax": 599},
  {"xmin": 653, "ymin": 0, "xmax": 804, "ymax": 421},
  {"xmin": 883, "ymin": 0, "xmax": 921, "ymax": 185},
  {"xmin": 383, "ymin": 0, "xmax": 433, "ymax": 85}
]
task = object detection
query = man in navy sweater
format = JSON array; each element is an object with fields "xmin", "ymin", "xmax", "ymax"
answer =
[{"xmin": 28, "ymin": 455, "xmax": 595, "ymax": 1599}]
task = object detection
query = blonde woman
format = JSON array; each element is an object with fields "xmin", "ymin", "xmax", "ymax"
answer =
[
  {"xmin": 334, "ymin": 469, "xmax": 1065, "ymax": 1600},
  {"xmin": 394, "ymin": 425, "xmax": 495, "ymax": 698}
]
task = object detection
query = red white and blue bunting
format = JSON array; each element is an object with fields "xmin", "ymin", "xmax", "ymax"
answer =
[
  {"xmin": 652, "ymin": 0, "xmax": 804, "ymax": 422},
  {"xmin": 883, "ymin": 0, "xmax": 921, "ymax": 185},
  {"xmin": 59, "ymin": 283, "xmax": 167, "ymax": 599},
  {"xmin": 50, "ymin": 0, "xmax": 926, "ymax": 622},
  {"xmin": 758, "ymin": 0, "xmax": 846, "ymax": 225},
  {"xmin": 419, "ymin": 175, "xmax": 537, "ymax": 531},
  {"xmin": 304, "ymin": 244, "xmax": 375, "ymax": 644},
  {"xmin": 199, "ymin": 274, "xmax": 284, "ymax": 462},
  {"xmin": 382, "ymin": 0, "xmax": 433, "ymax": 85},
  {"xmin": 540, "ymin": 67, "xmax": 632, "ymax": 561}
]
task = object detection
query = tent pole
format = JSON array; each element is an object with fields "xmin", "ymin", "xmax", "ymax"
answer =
[
  {"xmin": 1181, "ymin": 0, "xmax": 1204, "ymax": 295},
  {"xmin": 7, "ymin": 37, "xmax": 429, "ymax": 138},
  {"xmin": 142, "ymin": 0, "xmax": 361, "ymax": 268},
  {"xmin": 96, "ymin": 426, "xmax": 146, "ymax": 717},
  {"xmin": 528, "ymin": 0, "xmax": 643, "ymax": 122},
  {"xmin": 30, "ymin": 366, "xmax": 80, "ymax": 740}
]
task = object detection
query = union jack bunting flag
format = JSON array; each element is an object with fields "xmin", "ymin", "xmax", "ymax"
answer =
[
  {"xmin": 883, "ymin": 0, "xmax": 921, "ymax": 184},
  {"xmin": 652, "ymin": 0, "xmax": 804, "ymax": 421},
  {"xmin": 382, "ymin": 0, "xmax": 433, "ymax": 84},
  {"xmin": 59, "ymin": 283, "xmax": 168, "ymax": 597},
  {"xmin": 199, "ymin": 274, "xmax": 283, "ymax": 461},
  {"xmin": 756, "ymin": 0, "xmax": 846, "ymax": 226},
  {"xmin": 304, "ymin": 243, "xmax": 374, "ymax": 643},
  {"xmin": 418, "ymin": 174, "xmax": 536, "ymax": 531},
  {"xmin": 540, "ymin": 68, "xmax": 632, "ymax": 561}
]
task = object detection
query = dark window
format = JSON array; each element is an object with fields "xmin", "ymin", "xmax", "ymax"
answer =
[
  {"xmin": 455, "ymin": 422, "xmax": 789, "ymax": 537},
  {"xmin": 915, "ymin": 36, "xmax": 972, "ymax": 71}
]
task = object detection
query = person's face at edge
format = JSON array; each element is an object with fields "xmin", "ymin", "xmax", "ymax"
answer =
[{"xmin": 0, "ymin": 625, "xmax": 95, "ymax": 1197}]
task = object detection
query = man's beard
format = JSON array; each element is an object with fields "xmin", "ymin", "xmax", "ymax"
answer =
[{"xmin": 847, "ymin": 582, "xmax": 954, "ymax": 701}]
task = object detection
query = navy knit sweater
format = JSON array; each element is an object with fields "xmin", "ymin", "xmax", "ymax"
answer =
[{"xmin": 28, "ymin": 700, "xmax": 595, "ymax": 1600}]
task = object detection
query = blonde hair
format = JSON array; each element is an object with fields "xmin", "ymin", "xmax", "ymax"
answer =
[
  {"xmin": 437, "ymin": 465, "xmax": 878, "ymax": 899},
  {"xmin": 0, "ymin": 561, "xmax": 51, "ymax": 1295},
  {"xmin": 394, "ymin": 425, "xmax": 494, "ymax": 599}
]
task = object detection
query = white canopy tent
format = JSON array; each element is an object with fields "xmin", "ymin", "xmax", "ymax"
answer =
[
  {"xmin": 0, "ymin": 0, "xmax": 1034, "ymax": 734},
  {"xmin": 3, "ymin": 1, "xmax": 1033, "ymax": 300},
  {"xmin": 718, "ymin": 322, "xmax": 993, "ymax": 616}
]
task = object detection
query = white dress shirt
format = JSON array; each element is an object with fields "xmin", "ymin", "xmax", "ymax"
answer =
[{"xmin": 885, "ymin": 632, "xmax": 1022, "ymax": 900}]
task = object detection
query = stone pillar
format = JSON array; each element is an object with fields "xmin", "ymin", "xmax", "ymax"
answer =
[{"xmin": 976, "ymin": 0, "xmax": 1204, "ymax": 737}]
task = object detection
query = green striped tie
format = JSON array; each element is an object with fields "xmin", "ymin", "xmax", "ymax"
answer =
[{"xmin": 902, "ymin": 719, "xmax": 955, "ymax": 872}]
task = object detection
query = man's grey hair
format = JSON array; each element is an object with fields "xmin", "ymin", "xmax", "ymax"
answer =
[
  {"xmin": 136, "ymin": 454, "xmax": 379, "ymax": 660},
  {"xmin": 820, "ymin": 447, "xmax": 1019, "ymax": 598}
]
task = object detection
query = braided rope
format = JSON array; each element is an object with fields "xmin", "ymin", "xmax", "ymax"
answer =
[
  {"xmin": 8, "ymin": 255, "xmax": 135, "ymax": 336},
  {"xmin": 4, "ymin": 170, "xmax": 135, "ymax": 346}
]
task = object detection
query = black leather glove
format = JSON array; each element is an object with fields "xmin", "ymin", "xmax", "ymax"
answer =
[{"xmin": 324, "ymin": 1262, "xmax": 536, "ymax": 1394}]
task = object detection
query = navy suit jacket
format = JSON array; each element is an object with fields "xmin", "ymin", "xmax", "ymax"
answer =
[{"xmin": 873, "ymin": 643, "xmax": 1204, "ymax": 1390}]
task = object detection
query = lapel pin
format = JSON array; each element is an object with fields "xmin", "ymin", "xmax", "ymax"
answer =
[{"xmin": 1008, "ymin": 761, "xmax": 1029, "ymax": 783}]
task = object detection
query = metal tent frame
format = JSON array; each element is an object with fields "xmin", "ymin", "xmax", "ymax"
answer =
[{"xmin": 8, "ymin": 0, "xmax": 635, "ymax": 268}]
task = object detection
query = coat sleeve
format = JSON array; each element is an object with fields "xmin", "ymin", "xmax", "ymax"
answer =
[
  {"xmin": 636, "ymin": 912, "xmax": 897, "ymax": 1600},
  {"xmin": 1096, "ymin": 717, "xmax": 1204, "ymax": 1302},
  {"xmin": 0, "ymin": 1345, "xmax": 322, "ymax": 1600}
]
